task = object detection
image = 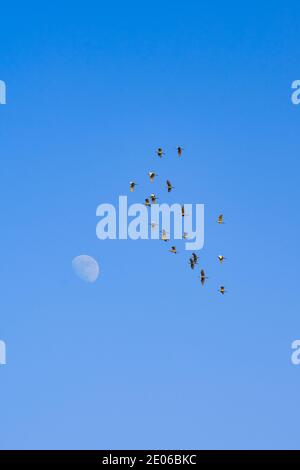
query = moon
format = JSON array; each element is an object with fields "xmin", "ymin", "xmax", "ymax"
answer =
[{"xmin": 72, "ymin": 255, "xmax": 100, "ymax": 283}]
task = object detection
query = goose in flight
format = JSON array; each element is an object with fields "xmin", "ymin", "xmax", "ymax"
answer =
[
  {"xmin": 181, "ymin": 205, "xmax": 187, "ymax": 217},
  {"xmin": 150, "ymin": 193, "xmax": 158, "ymax": 204},
  {"xmin": 200, "ymin": 269, "xmax": 208, "ymax": 286},
  {"xmin": 161, "ymin": 229, "xmax": 169, "ymax": 242},
  {"xmin": 129, "ymin": 181, "xmax": 137, "ymax": 192},
  {"xmin": 189, "ymin": 257, "xmax": 195, "ymax": 269},
  {"xmin": 192, "ymin": 253, "xmax": 199, "ymax": 264},
  {"xmin": 148, "ymin": 171, "xmax": 158, "ymax": 182},
  {"xmin": 156, "ymin": 148, "xmax": 164, "ymax": 158},
  {"xmin": 166, "ymin": 180, "xmax": 174, "ymax": 193},
  {"xmin": 150, "ymin": 222, "xmax": 158, "ymax": 230}
]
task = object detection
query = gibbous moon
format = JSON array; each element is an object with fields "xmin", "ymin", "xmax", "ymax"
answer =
[{"xmin": 72, "ymin": 255, "xmax": 100, "ymax": 283}]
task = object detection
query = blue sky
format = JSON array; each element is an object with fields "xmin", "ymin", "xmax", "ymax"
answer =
[{"xmin": 1, "ymin": 0, "xmax": 300, "ymax": 450}]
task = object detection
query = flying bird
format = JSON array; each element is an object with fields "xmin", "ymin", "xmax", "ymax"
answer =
[
  {"xmin": 130, "ymin": 181, "xmax": 137, "ymax": 192},
  {"xmin": 192, "ymin": 253, "xmax": 199, "ymax": 264},
  {"xmin": 148, "ymin": 171, "xmax": 158, "ymax": 182},
  {"xmin": 150, "ymin": 193, "xmax": 158, "ymax": 204},
  {"xmin": 183, "ymin": 232, "xmax": 189, "ymax": 240},
  {"xmin": 166, "ymin": 180, "xmax": 174, "ymax": 193},
  {"xmin": 177, "ymin": 146, "xmax": 183, "ymax": 157},
  {"xmin": 200, "ymin": 269, "xmax": 208, "ymax": 286},
  {"xmin": 169, "ymin": 246, "xmax": 178, "ymax": 254},
  {"xmin": 144, "ymin": 198, "xmax": 151, "ymax": 207},
  {"xmin": 156, "ymin": 148, "xmax": 164, "ymax": 158},
  {"xmin": 189, "ymin": 257, "xmax": 195, "ymax": 269},
  {"xmin": 161, "ymin": 229, "xmax": 169, "ymax": 242},
  {"xmin": 218, "ymin": 255, "xmax": 226, "ymax": 263},
  {"xmin": 218, "ymin": 214, "xmax": 224, "ymax": 224},
  {"xmin": 181, "ymin": 205, "xmax": 187, "ymax": 217},
  {"xmin": 219, "ymin": 286, "xmax": 226, "ymax": 295}
]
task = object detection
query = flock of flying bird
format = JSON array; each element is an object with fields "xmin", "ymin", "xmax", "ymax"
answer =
[{"xmin": 129, "ymin": 146, "xmax": 226, "ymax": 295}]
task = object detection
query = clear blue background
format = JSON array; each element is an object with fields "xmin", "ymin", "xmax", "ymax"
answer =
[{"xmin": 1, "ymin": 0, "xmax": 300, "ymax": 450}]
